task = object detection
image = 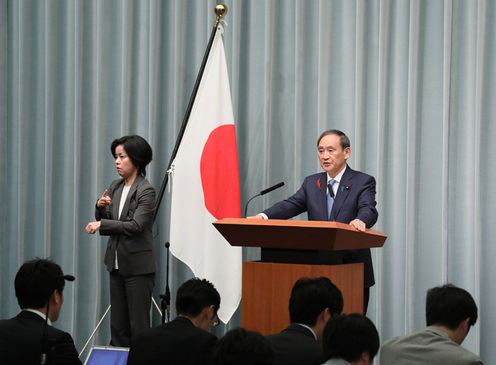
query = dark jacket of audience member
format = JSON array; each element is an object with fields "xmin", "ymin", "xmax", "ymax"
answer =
[
  {"xmin": 0, "ymin": 258, "xmax": 81, "ymax": 365},
  {"xmin": 127, "ymin": 278, "xmax": 220, "ymax": 365},
  {"xmin": 380, "ymin": 284, "xmax": 483, "ymax": 365},
  {"xmin": 212, "ymin": 328, "xmax": 273, "ymax": 365},
  {"xmin": 266, "ymin": 277, "xmax": 343, "ymax": 365},
  {"xmin": 322, "ymin": 314, "xmax": 379, "ymax": 365}
]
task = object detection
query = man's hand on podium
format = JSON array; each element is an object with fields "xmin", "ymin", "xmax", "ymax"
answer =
[
  {"xmin": 246, "ymin": 215, "xmax": 264, "ymax": 220},
  {"xmin": 350, "ymin": 219, "xmax": 366, "ymax": 232}
]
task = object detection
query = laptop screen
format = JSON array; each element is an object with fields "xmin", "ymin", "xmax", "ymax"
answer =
[{"xmin": 84, "ymin": 346, "xmax": 129, "ymax": 365}]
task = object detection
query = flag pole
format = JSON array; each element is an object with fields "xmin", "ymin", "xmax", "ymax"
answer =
[{"xmin": 153, "ymin": 4, "xmax": 228, "ymax": 222}]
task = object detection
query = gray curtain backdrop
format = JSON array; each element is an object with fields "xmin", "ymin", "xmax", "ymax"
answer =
[{"xmin": 1, "ymin": 0, "xmax": 495, "ymax": 361}]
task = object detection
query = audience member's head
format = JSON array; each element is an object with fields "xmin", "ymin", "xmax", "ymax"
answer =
[
  {"xmin": 288, "ymin": 277, "xmax": 343, "ymax": 338},
  {"xmin": 14, "ymin": 258, "xmax": 75, "ymax": 321},
  {"xmin": 425, "ymin": 284, "xmax": 478, "ymax": 344},
  {"xmin": 212, "ymin": 328, "xmax": 273, "ymax": 365},
  {"xmin": 176, "ymin": 278, "xmax": 221, "ymax": 331},
  {"xmin": 323, "ymin": 314, "xmax": 379, "ymax": 365}
]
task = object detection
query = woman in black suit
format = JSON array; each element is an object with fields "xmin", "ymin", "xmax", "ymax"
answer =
[{"xmin": 85, "ymin": 135, "xmax": 156, "ymax": 347}]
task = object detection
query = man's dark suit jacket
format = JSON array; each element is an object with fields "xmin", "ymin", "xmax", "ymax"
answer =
[
  {"xmin": 0, "ymin": 311, "xmax": 81, "ymax": 365},
  {"xmin": 95, "ymin": 175, "xmax": 156, "ymax": 276},
  {"xmin": 127, "ymin": 316, "xmax": 217, "ymax": 365},
  {"xmin": 266, "ymin": 324, "xmax": 324, "ymax": 365},
  {"xmin": 263, "ymin": 166, "xmax": 378, "ymax": 287}
]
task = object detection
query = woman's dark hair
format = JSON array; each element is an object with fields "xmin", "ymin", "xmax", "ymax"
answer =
[{"xmin": 111, "ymin": 135, "xmax": 153, "ymax": 176}]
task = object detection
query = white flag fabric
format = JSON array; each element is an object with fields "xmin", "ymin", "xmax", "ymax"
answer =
[{"xmin": 169, "ymin": 26, "xmax": 242, "ymax": 323}]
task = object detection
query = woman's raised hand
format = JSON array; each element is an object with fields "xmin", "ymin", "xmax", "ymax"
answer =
[{"xmin": 97, "ymin": 190, "xmax": 112, "ymax": 208}]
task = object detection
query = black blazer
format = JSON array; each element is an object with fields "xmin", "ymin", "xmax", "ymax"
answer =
[
  {"xmin": 266, "ymin": 324, "xmax": 324, "ymax": 365},
  {"xmin": 95, "ymin": 175, "xmax": 156, "ymax": 276},
  {"xmin": 0, "ymin": 311, "xmax": 81, "ymax": 365},
  {"xmin": 263, "ymin": 166, "xmax": 378, "ymax": 287},
  {"xmin": 127, "ymin": 317, "xmax": 217, "ymax": 365}
]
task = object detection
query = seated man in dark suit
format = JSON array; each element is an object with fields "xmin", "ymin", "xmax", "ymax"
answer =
[
  {"xmin": 127, "ymin": 278, "xmax": 220, "ymax": 365},
  {"xmin": 322, "ymin": 314, "xmax": 379, "ymax": 365},
  {"xmin": 0, "ymin": 258, "xmax": 81, "ymax": 365},
  {"xmin": 380, "ymin": 284, "xmax": 483, "ymax": 365},
  {"xmin": 266, "ymin": 277, "xmax": 343, "ymax": 365}
]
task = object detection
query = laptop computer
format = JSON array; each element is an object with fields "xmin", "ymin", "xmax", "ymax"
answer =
[{"xmin": 84, "ymin": 346, "xmax": 129, "ymax": 365}]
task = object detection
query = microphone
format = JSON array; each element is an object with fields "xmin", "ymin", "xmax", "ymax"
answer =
[
  {"xmin": 160, "ymin": 242, "xmax": 171, "ymax": 324},
  {"xmin": 260, "ymin": 182, "xmax": 284, "ymax": 196},
  {"xmin": 244, "ymin": 182, "xmax": 285, "ymax": 217},
  {"xmin": 58, "ymin": 274, "xmax": 75, "ymax": 282}
]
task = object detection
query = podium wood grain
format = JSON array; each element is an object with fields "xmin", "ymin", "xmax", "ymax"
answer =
[{"xmin": 242, "ymin": 261, "xmax": 364, "ymax": 335}]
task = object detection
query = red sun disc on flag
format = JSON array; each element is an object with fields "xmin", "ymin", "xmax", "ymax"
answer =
[{"xmin": 200, "ymin": 124, "xmax": 241, "ymax": 219}]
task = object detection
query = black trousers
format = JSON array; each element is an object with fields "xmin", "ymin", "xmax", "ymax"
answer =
[{"xmin": 109, "ymin": 270, "xmax": 155, "ymax": 347}]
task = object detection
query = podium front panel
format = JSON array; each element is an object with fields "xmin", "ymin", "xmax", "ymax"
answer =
[{"xmin": 242, "ymin": 262, "xmax": 364, "ymax": 335}]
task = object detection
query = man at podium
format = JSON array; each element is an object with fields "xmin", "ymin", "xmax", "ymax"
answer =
[{"xmin": 251, "ymin": 129, "xmax": 378, "ymax": 311}]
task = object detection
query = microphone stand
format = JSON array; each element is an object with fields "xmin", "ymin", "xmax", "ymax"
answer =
[
  {"xmin": 243, "ymin": 182, "xmax": 285, "ymax": 217},
  {"xmin": 160, "ymin": 242, "xmax": 171, "ymax": 324},
  {"xmin": 244, "ymin": 194, "xmax": 261, "ymax": 217}
]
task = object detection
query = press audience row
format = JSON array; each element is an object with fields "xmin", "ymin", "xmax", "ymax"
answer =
[{"xmin": 0, "ymin": 258, "xmax": 483, "ymax": 364}]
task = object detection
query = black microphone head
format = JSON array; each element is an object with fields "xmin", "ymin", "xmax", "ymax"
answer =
[
  {"xmin": 260, "ymin": 181, "xmax": 285, "ymax": 195},
  {"xmin": 165, "ymin": 241, "xmax": 170, "ymax": 248},
  {"xmin": 60, "ymin": 274, "xmax": 75, "ymax": 282}
]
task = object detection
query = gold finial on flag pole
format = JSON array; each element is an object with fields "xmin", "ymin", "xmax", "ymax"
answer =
[{"xmin": 215, "ymin": 4, "xmax": 228, "ymax": 27}]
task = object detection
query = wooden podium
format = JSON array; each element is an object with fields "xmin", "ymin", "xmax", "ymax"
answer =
[{"xmin": 213, "ymin": 218, "xmax": 386, "ymax": 335}]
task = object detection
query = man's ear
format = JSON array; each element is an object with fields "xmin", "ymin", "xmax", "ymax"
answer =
[
  {"xmin": 360, "ymin": 351, "xmax": 371, "ymax": 364},
  {"xmin": 321, "ymin": 307, "xmax": 331, "ymax": 322},
  {"xmin": 199, "ymin": 305, "xmax": 214, "ymax": 321},
  {"xmin": 51, "ymin": 290, "xmax": 61, "ymax": 305},
  {"xmin": 50, "ymin": 290, "xmax": 58, "ymax": 304},
  {"xmin": 314, "ymin": 308, "xmax": 331, "ymax": 337},
  {"xmin": 461, "ymin": 318, "xmax": 471, "ymax": 334},
  {"xmin": 344, "ymin": 146, "xmax": 351, "ymax": 159}
]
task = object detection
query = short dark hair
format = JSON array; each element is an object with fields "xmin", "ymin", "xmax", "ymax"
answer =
[
  {"xmin": 317, "ymin": 129, "xmax": 350, "ymax": 150},
  {"xmin": 15, "ymin": 258, "xmax": 74, "ymax": 309},
  {"xmin": 176, "ymin": 278, "xmax": 221, "ymax": 317},
  {"xmin": 111, "ymin": 135, "xmax": 153, "ymax": 176},
  {"xmin": 323, "ymin": 314, "xmax": 379, "ymax": 363},
  {"xmin": 211, "ymin": 328, "xmax": 273, "ymax": 365},
  {"xmin": 426, "ymin": 284, "xmax": 478, "ymax": 329},
  {"xmin": 289, "ymin": 277, "xmax": 343, "ymax": 326}
]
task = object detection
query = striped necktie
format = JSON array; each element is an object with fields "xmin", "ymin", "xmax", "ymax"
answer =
[{"xmin": 327, "ymin": 179, "xmax": 336, "ymax": 220}]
